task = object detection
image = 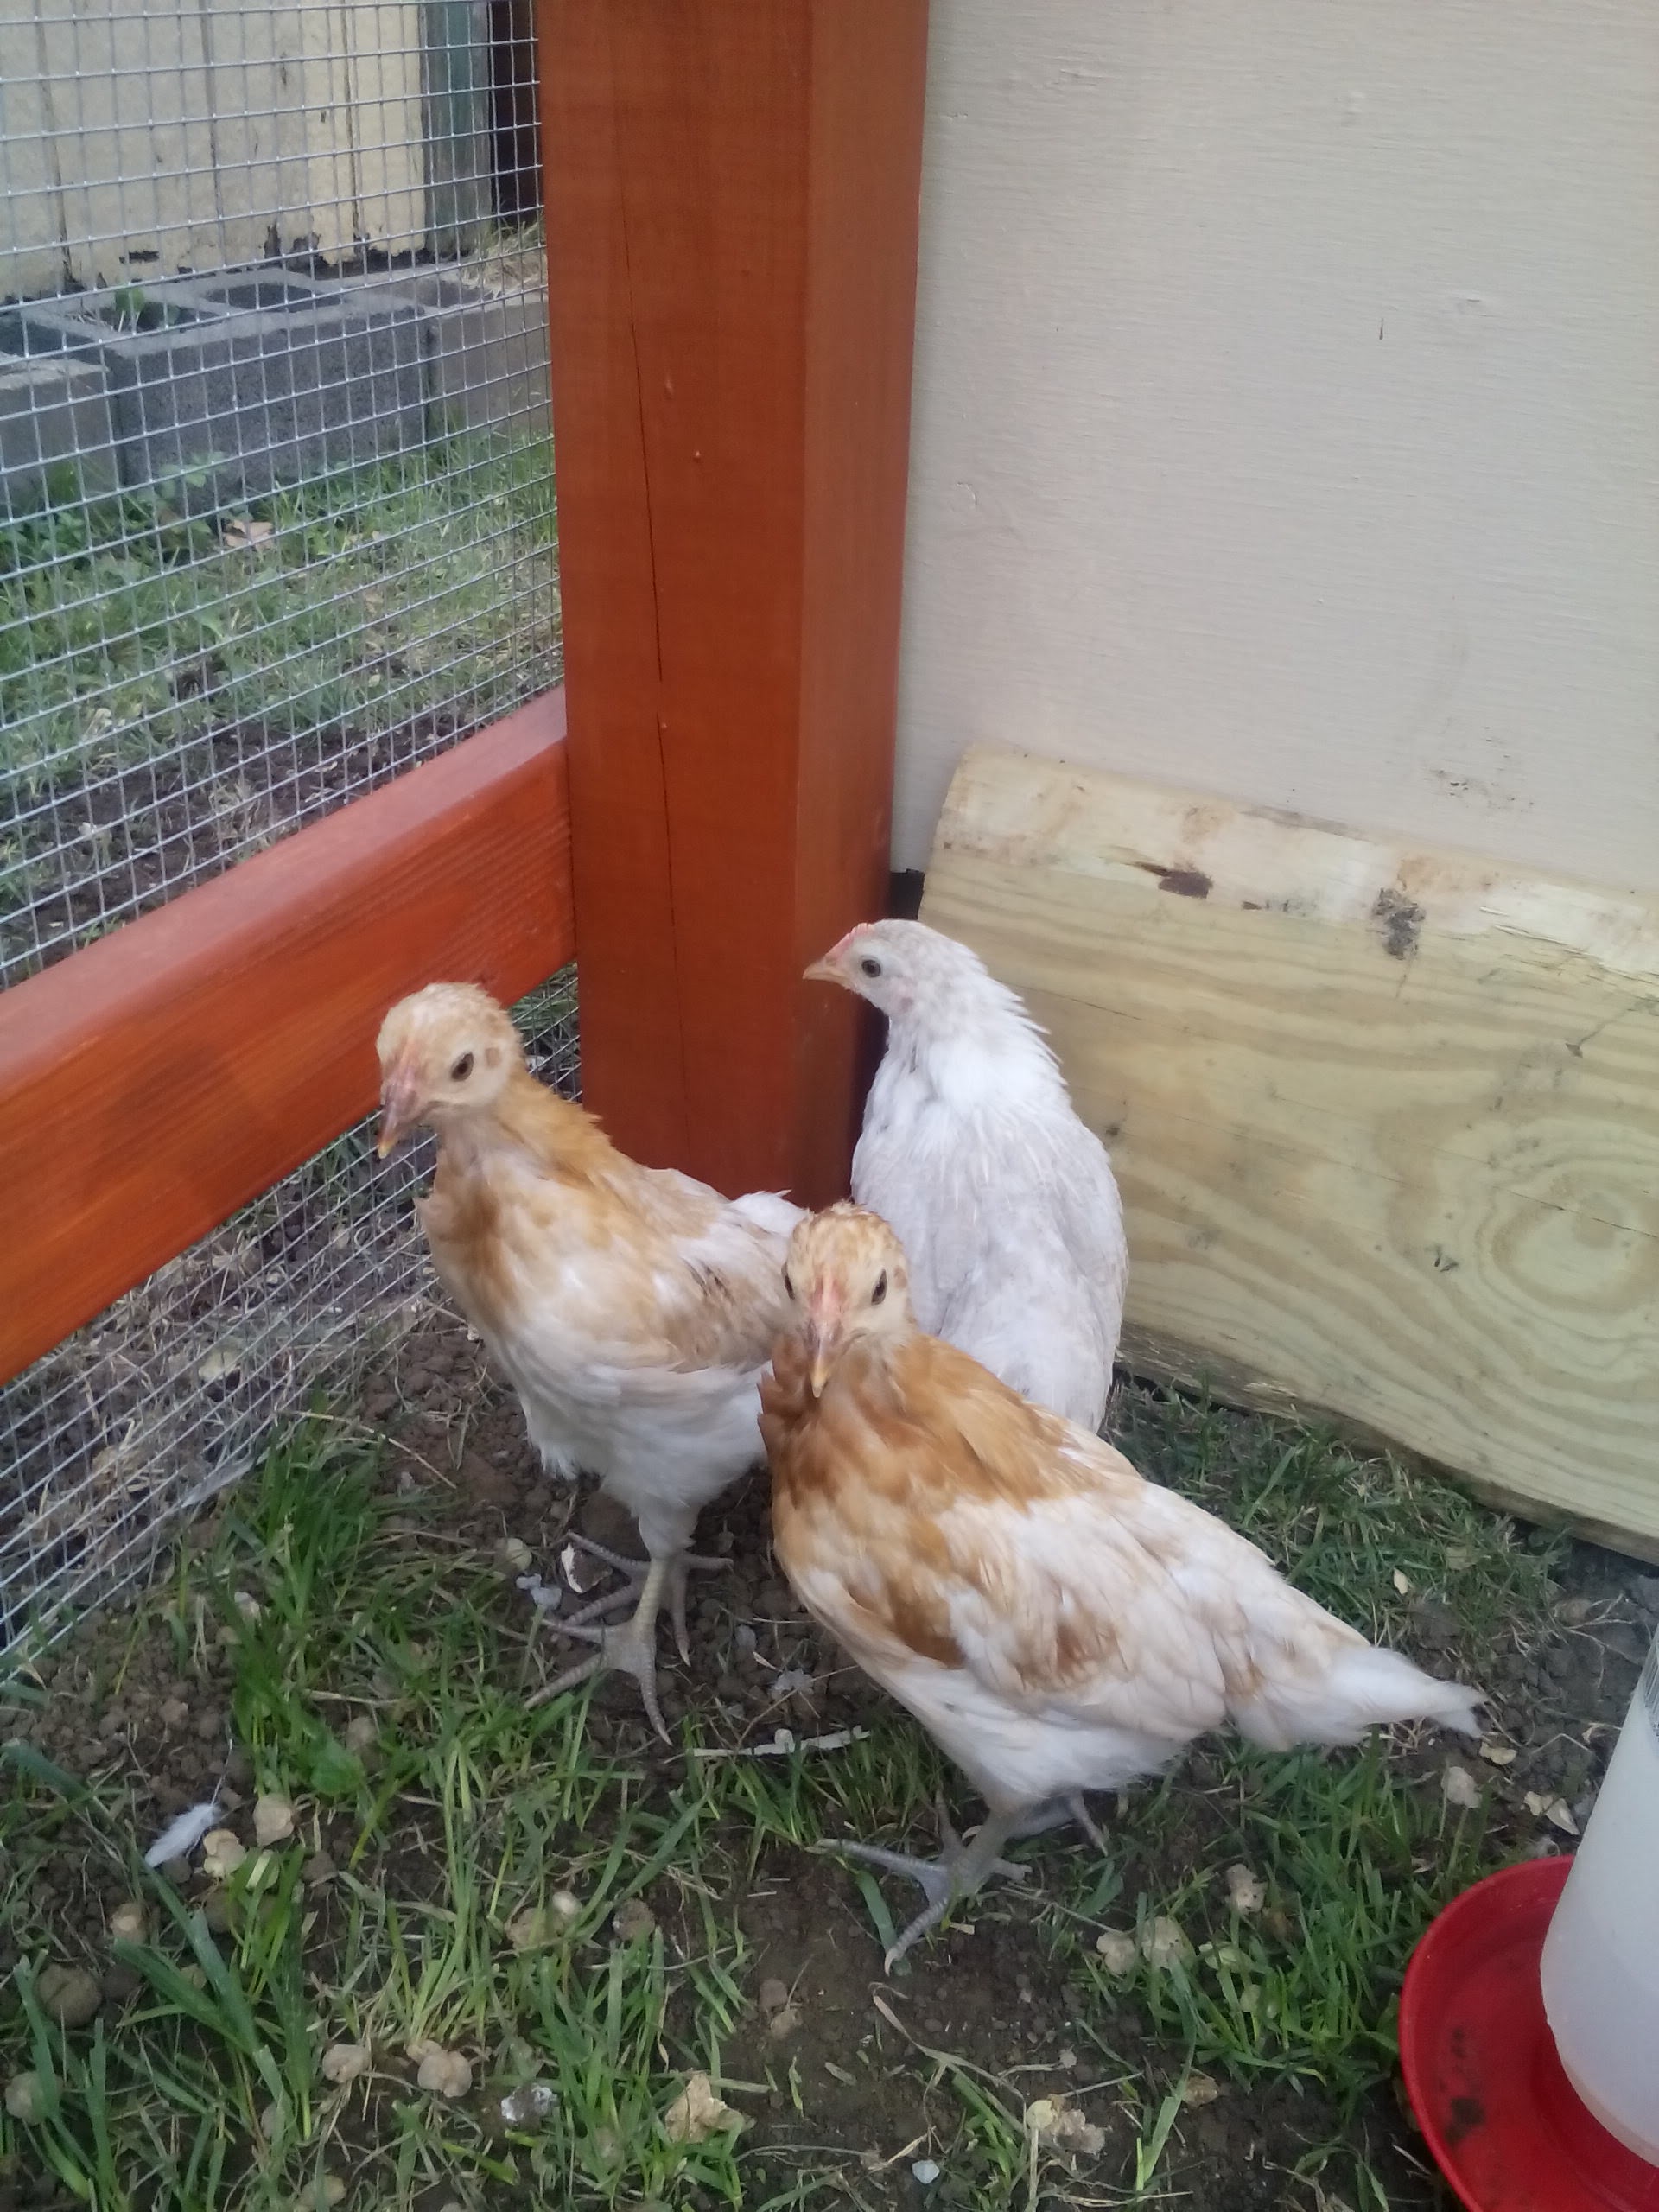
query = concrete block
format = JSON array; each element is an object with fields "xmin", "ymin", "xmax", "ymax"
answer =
[
  {"xmin": 353, "ymin": 270, "xmax": 551, "ymax": 436},
  {"xmin": 0, "ymin": 350, "xmax": 118, "ymax": 506},
  {"xmin": 0, "ymin": 277, "xmax": 427, "ymax": 499},
  {"xmin": 143, "ymin": 273, "xmax": 429, "ymax": 490}
]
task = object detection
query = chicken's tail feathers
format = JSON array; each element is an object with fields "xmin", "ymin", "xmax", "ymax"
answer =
[{"xmin": 1230, "ymin": 1641, "xmax": 1484, "ymax": 1752}]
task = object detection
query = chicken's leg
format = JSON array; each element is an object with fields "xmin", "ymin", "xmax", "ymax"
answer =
[
  {"xmin": 819, "ymin": 1799, "xmax": 1032, "ymax": 1970},
  {"xmin": 529, "ymin": 1549, "xmax": 722, "ymax": 1742},
  {"xmin": 554, "ymin": 1536, "xmax": 727, "ymax": 1639}
]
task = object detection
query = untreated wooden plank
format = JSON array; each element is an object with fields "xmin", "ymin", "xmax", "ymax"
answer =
[
  {"xmin": 921, "ymin": 744, "xmax": 1659, "ymax": 1557},
  {"xmin": 0, "ymin": 693, "xmax": 572, "ymax": 1386},
  {"xmin": 538, "ymin": 0, "xmax": 927, "ymax": 1207}
]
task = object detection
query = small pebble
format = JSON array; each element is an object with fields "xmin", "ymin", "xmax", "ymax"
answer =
[
  {"xmin": 1224, "ymin": 1865, "xmax": 1265, "ymax": 1916},
  {"xmin": 416, "ymin": 2049, "xmax": 472, "ymax": 2100},
  {"xmin": 1094, "ymin": 1929, "xmax": 1136, "ymax": 1975},
  {"xmin": 292, "ymin": 2181, "xmax": 346, "ymax": 2211},
  {"xmin": 253, "ymin": 1794, "xmax": 296, "ymax": 1847},
  {"xmin": 201, "ymin": 1830, "xmax": 246, "ymax": 1880},
  {"xmin": 36, "ymin": 1965, "xmax": 103, "ymax": 2028},
  {"xmin": 109, "ymin": 1900, "xmax": 146, "ymax": 1943},
  {"xmin": 912, "ymin": 2159, "xmax": 941, "ymax": 2185},
  {"xmin": 613, "ymin": 1897, "xmax": 656, "ymax": 1942},
  {"xmin": 4, "ymin": 2069, "xmax": 47, "ymax": 2122},
  {"xmin": 1441, "ymin": 1764, "xmax": 1482, "ymax": 1809},
  {"xmin": 1141, "ymin": 1917, "xmax": 1191, "ymax": 1969}
]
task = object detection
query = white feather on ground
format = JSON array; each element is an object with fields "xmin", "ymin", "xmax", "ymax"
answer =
[
  {"xmin": 143, "ymin": 1800, "xmax": 222, "ymax": 1868},
  {"xmin": 807, "ymin": 920, "xmax": 1127, "ymax": 1430}
]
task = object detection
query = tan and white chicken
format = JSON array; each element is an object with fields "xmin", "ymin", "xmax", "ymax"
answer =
[
  {"xmin": 760, "ymin": 1205, "xmax": 1481, "ymax": 1967},
  {"xmin": 806, "ymin": 920, "xmax": 1125, "ymax": 1433},
  {"xmin": 376, "ymin": 982, "xmax": 801, "ymax": 1736}
]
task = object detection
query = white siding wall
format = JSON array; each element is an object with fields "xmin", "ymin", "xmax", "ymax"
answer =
[{"xmin": 895, "ymin": 0, "xmax": 1659, "ymax": 891}]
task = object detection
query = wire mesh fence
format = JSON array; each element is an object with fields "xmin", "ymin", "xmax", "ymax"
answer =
[
  {"xmin": 2, "ymin": 0, "xmax": 555, "ymax": 986},
  {"xmin": 0, "ymin": 0, "xmax": 565, "ymax": 1662},
  {"xmin": 1, "ymin": 979, "xmax": 577, "ymax": 1668}
]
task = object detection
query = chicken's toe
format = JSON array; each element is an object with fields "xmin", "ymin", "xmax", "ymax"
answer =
[
  {"xmin": 664, "ymin": 1551, "xmax": 728, "ymax": 1663},
  {"xmin": 528, "ymin": 1621, "xmax": 672, "ymax": 1742},
  {"xmin": 1003, "ymin": 1793, "xmax": 1109, "ymax": 1853},
  {"xmin": 818, "ymin": 1807, "xmax": 1030, "ymax": 1969}
]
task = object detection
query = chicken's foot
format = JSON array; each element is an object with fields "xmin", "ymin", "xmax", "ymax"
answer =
[
  {"xmin": 555, "ymin": 1535, "xmax": 725, "ymax": 1641},
  {"xmin": 819, "ymin": 1798, "xmax": 1030, "ymax": 1970},
  {"xmin": 529, "ymin": 1549, "xmax": 723, "ymax": 1743},
  {"xmin": 1007, "ymin": 1793, "xmax": 1109, "ymax": 1853}
]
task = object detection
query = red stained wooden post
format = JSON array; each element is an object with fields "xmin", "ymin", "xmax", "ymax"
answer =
[
  {"xmin": 0, "ymin": 698, "xmax": 573, "ymax": 1385},
  {"xmin": 537, "ymin": 0, "xmax": 928, "ymax": 1206}
]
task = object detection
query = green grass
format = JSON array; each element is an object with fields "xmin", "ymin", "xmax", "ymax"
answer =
[
  {"xmin": 0, "ymin": 429, "xmax": 558, "ymax": 794},
  {"xmin": 0, "ymin": 1391, "xmax": 1561, "ymax": 2210}
]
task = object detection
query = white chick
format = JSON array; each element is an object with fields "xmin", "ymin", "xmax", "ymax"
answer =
[
  {"xmin": 760, "ymin": 1205, "xmax": 1482, "ymax": 1968},
  {"xmin": 377, "ymin": 982, "xmax": 802, "ymax": 1737},
  {"xmin": 806, "ymin": 919, "xmax": 1125, "ymax": 1432}
]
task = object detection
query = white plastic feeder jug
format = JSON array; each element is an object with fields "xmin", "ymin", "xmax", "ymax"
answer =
[{"xmin": 1539, "ymin": 1624, "xmax": 1659, "ymax": 2163}]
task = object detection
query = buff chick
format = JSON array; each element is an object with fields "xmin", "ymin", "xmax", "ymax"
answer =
[
  {"xmin": 377, "ymin": 982, "xmax": 801, "ymax": 1736},
  {"xmin": 760, "ymin": 1205, "xmax": 1481, "ymax": 1967}
]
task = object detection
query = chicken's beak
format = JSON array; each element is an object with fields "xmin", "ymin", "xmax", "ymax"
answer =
[
  {"xmin": 803, "ymin": 953, "xmax": 841, "ymax": 987},
  {"xmin": 376, "ymin": 1066, "xmax": 423, "ymax": 1158},
  {"xmin": 803, "ymin": 1294, "xmax": 842, "ymax": 1397}
]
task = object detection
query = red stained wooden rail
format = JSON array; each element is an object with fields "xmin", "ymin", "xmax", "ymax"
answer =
[
  {"xmin": 0, "ymin": 694, "xmax": 573, "ymax": 1386},
  {"xmin": 539, "ymin": 0, "xmax": 928, "ymax": 1208}
]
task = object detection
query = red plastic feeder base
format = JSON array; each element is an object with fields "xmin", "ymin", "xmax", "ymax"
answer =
[{"xmin": 1399, "ymin": 1856, "xmax": 1659, "ymax": 2212}]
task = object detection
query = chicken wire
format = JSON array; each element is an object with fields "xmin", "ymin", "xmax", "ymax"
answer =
[
  {"xmin": 1, "ymin": 975, "xmax": 578, "ymax": 1666},
  {"xmin": 1, "ymin": 0, "xmax": 556, "ymax": 987},
  {"xmin": 0, "ymin": 0, "xmax": 566, "ymax": 1662}
]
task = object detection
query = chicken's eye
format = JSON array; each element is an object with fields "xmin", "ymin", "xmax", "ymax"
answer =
[
  {"xmin": 871, "ymin": 1270, "xmax": 887, "ymax": 1305},
  {"xmin": 450, "ymin": 1052, "xmax": 474, "ymax": 1082},
  {"xmin": 782, "ymin": 1265, "xmax": 795, "ymax": 1300},
  {"xmin": 860, "ymin": 957, "xmax": 882, "ymax": 979}
]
